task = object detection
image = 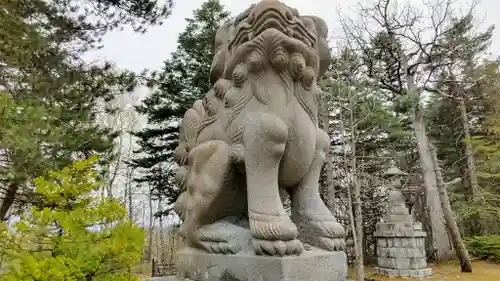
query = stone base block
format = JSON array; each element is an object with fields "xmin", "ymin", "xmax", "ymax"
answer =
[
  {"xmin": 375, "ymin": 222, "xmax": 426, "ymax": 238},
  {"xmin": 145, "ymin": 276, "xmax": 354, "ymax": 281},
  {"xmin": 375, "ymin": 267, "xmax": 432, "ymax": 279},
  {"xmin": 175, "ymin": 247, "xmax": 348, "ymax": 281},
  {"xmin": 146, "ymin": 278, "xmax": 187, "ymax": 281},
  {"xmin": 377, "ymin": 257, "xmax": 427, "ymax": 269},
  {"xmin": 377, "ymin": 237, "xmax": 426, "ymax": 249}
]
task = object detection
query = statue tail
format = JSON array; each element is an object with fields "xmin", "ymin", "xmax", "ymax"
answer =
[{"xmin": 173, "ymin": 101, "xmax": 205, "ymax": 221}]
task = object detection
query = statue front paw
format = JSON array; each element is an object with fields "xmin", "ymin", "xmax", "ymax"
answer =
[
  {"xmin": 249, "ymin": 212, "xmax": 303, "ymax": 256},
  {"xmin": 198, "ymin": 240, "xmax": 242, "ymax": 254},
  {"xmin": 298, "ymin": 219, "xmax": 346, "ymax": 252},
  {"xmin": 312, "ymin": 237, "xmax": 346, "ymax": 252},
  {"xmin": 253, "ymin": 238, "xmax": 304, "ymax": 256},
  {"xmin": 194, "ymin": 220, "xmax": 247, "ymax": 255}
]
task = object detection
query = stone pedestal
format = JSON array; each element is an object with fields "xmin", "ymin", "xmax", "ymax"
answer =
[
  {"xmin": 175, "ymin": 247, "xmax": 347, "ymax": 281},
  {"xmin": 374, "ymin": 219, "xmax": 432, "ymax": 278}
]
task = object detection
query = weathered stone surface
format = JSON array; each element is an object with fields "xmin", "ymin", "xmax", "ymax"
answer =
[
  {"xmin": 375, "ymin": 267, "xmax": 432, "ymax": 279},
  {"xmin": 377, "ymin": 246, "xmax": 425, "ymax": 258},
  {"xmin": 146, "ymin": 277, "xmax": 189, "ymax": 281},
  {"xmin": 375, "ymin": 222, "xmax": 427, "ymax": 237},
  {"xmin": 171, "ymin": 0, "xmax": 345, "ymax": 258},
  {"xmin": 176, "ymin": 247, "xmax": 347, "ymax": 281},
  {"xmin": 377, "ymin": 257, "xmax": 429, "ymax": 270},
  {"xmin": 145, "ymin": 276, "xmax": 354, "ymax": 281}
]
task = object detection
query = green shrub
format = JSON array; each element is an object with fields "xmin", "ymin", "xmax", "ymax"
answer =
[
  {"xmin": 0, "ymin": 157, "xmax": 145, "ymax": 281},
  {"xmin": 466, "ymin": 235, "xmax": 500, "ymax": 262}
]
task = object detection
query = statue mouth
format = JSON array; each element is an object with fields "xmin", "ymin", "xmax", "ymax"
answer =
[{"xmin": 228, "ymin": 1, "xmax": 317, "ymax": 51}]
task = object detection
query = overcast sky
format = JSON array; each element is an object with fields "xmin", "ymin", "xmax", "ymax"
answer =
[{"xmin": 84, "ymin": 0, "xmax": 499, "ymax": 74}]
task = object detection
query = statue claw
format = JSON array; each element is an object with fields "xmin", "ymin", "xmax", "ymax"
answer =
[
  {"xmin": 253, "ymin": 238, "xmax": 304, "ymax": 256},
  {"xmin": 316, "ymin": 237, "xmax": 346, "ymax": 251},
  {"xmin": 199, "ymin": 240, "xmax": 241, "ymax": 255}
]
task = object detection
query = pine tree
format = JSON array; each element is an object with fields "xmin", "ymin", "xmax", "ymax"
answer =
[
  {"xmin": 462, "ymin": 59, "xmax": 500, "ymax": 234},
  {"xmin": 0, "ymin": 0, "xmax": 173, "ymax": 219},
  {"xmin": 425, "ymin": 16, "xmax": 494, "ymax": 238},
  {"xmin": 131, "ymin": 0, "xmax": 231, "ymax": 213},
  {"xmin": 426, "ymin": 14, "xmax": 493, "ymax": 198}
]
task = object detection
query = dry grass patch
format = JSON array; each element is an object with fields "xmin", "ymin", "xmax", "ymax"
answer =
[{"xmin": 349, "ymin": 260, "xmax": 500, "ymax": 281}]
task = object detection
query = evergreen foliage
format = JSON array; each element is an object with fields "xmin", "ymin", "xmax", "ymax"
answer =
[
  {"xmin": 466, "ymin": 235, "xmax": 500, "ymax": 262},
  {"xmin": 0, "ymin": 157, "xmax": 145, "ymax": 281},
  {"xmin": 469, "ymin": 60, "xmax": 500, "ymax": 190},
  {"xmin": 131, "ymin": 0, "xmax": 230, "ymax": 213},
  {"xmin": 0, "ymin": 0, "xmax": 172, "ymax": 219},
  {"xmin": 426, "ymin": 15, "xmax": 494, "ymax": 189}
]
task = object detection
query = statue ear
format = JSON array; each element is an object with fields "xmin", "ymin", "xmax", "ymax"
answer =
[
  {"xmin": 210, "ymin": 22, "xmax": 233, "ymax": 85},
  {"xmin": 302, "ymin": 15, "xmax": 328, "ymax": 40},
  {"xmin": 301, "ymin": 16, "xmax": 331, "ymax": 79}
]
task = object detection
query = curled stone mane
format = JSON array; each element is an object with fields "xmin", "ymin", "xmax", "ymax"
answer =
[
  {"xmin": 174, "ymin": 104, "xmax": 203, "ymax": 166},
  {"xmin": 195, "ymin": 79, "xmax": 230, "ymax": 141}
]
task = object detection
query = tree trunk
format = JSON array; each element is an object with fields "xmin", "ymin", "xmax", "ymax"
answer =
[
  {"xmin": 124, "ymin": 140, "xmax": 134, "ymax": 221},
  {"xmin": 148, "ymin": 193, "xmax": 154, "ymax": 262},
  {"xmin": 127, "ymin": 167, "xmax": 133, "ymax": 221},
  {"xmin": 459, "ymin": 98, "xmax": 480, "ymax": 197},
  {"xmin": 353, "ymin": 166, "xmax": 364, "ymax": 280},
  {"xmin": 0, "ymin": 182, "xmax": 19, "ymax": 221},
  {"xmin": 107, "ymin": 156, "xmax": 120, "ymax": 198},
  {"xmin": 430, "ymin": 143, "xmax": 473, "ymax": 272},
  {"xmin": 142, "ymin": 204, "xmax": 146, "ymax": 228},
  {"xmin": 413, "ymin": 105, "xmax": 453, "ymax": 262},
  {"xmin": 158, "ymin": 199, "xmax": 166, "ymax": 261},
  {"xmin": 348, "ymin": 85, "xmax": 364, "ymax": 281},
  {"xmin": 346, "ymin": 175, "xmax": 364, "ymax": 281}
]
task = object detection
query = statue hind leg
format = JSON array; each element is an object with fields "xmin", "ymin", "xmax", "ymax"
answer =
[
  {"xmin": 242, "ymin": 112, "xmax": 303, "ymax": 256},
  {"xmin": 291, "ymin": 128, "xmax": 346, "ymax": 251},
  {"xmin": 181, "ymin": 140, "xmax": 246, "ymax": 254}
]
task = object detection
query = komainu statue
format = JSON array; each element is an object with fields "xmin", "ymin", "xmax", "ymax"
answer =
[{"xmin": 173, "ymin": 0, "xmax": 345, "ymax": 257}]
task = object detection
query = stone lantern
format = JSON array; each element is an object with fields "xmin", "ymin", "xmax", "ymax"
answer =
[
  {"xmin": 382, "ymin": 165, "xmax": 412, "ymax": 223},
  {"xmin": 374, "ymin": 163, "xmax": 432, "ymax": 278},
  {"xmin": 383, "ymin": 165, "xmax": 406, "ymax": 188}
]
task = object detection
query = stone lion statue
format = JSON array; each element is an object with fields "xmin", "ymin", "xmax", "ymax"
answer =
[{"xmin": 173, "ymin": 0, "xmax": 345, "ymax": 257}]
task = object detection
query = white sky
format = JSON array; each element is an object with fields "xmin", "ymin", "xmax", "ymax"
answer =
[{"xmin": 85, "ymin": 0, "xmax": 500, "ymax": 74}]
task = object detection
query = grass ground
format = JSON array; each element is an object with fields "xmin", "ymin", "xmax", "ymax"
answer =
[
  {"xmin": 349, "ymin": 260, "xmax": 500, "ymax": 281},
  {"xmin": 131, "ymin": 262, "xmax": 151, "ymax": 280}
]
